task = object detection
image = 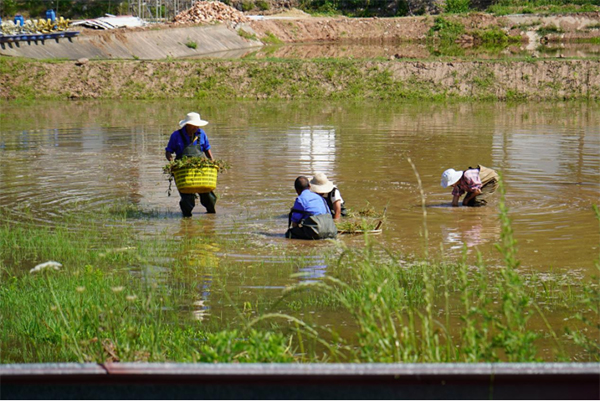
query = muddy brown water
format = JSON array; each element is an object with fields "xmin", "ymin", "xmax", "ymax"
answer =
[{"xmin": 1, "ymin": 100, "xmax": 599, "ymax": 347}]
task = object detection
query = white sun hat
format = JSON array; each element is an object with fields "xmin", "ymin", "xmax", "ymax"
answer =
[
  {"xmin": 310, "ymin": 173, "xmax": 335, "ymax": 194},
  {"xmin": 179, "ymin": 112, "xmax": 208, "ymax": 128},
  {"xmin": 440, "ymin": 168, "xmax": 463, "ymax": 188}
]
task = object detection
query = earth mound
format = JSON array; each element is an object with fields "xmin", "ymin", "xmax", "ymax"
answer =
[{"xmin": 173, "ymin": 1, "xmax": 249, "ymax": 24}]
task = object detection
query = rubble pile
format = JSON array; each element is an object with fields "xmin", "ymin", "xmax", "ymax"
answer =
[{"xmin": 173, "ymin": 1, "xmax": 250, "ymax": 24}]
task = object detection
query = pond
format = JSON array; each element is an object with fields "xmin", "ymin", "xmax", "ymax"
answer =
[
  {"xmin": 2, "ymin": 100, "xmax": 598, "ymax": 272},
  {"xmin": 2, "ymin": 99, "xmax": 599, "ymax": 360}
]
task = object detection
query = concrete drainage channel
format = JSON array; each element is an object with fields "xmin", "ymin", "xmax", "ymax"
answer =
[
  {"xmin": 0, "ymin": 23, "xmax": 262, "ymax": 60},
  {"xmin": 1, "ymin": 363, "xmax": 599, "ymax": 399}
]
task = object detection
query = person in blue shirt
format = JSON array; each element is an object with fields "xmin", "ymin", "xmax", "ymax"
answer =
[
  {"xmin": 165, "ymin": 112, "xmax": 217, "ymax": 217},
  {"xmin": 286, "ymin": 176, "xmax": 337, "ymax": 240}
]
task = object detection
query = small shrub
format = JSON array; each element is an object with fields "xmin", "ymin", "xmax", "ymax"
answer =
[
  {"xmin": 473, "ymin": 26, "xmax": 520, "ymax": 46},
  {"xmin": 256, "ymin": 0, "xmax": 270, "ymax": 11},
  {"xmin": 185, "ymin": 41, "xmax": 197, "ymax": 49},
  {"xmin": 537, "ymin": 24, "xmax": 563, "ymax": 37},
  {"xmin": 238, "ymin": 29, "xmax": 258, "ymax": 41},
  {"xmin": 584, "ymin": 23, "xmax": 600, "ymax": 31},
  {"xmin": 428, "ymin": 17, "xmax": 465, "ymax": 43},
  {"xmin": 241, "ymin": 1, "xmax": 254, "ymax": 11},
  {"xmin": 444, "ymin": 0, "xmax": 471, "ymax": 14},
  {"xmin": 262, "ymin": 31, "xmax": 282, "ymax": 44}
]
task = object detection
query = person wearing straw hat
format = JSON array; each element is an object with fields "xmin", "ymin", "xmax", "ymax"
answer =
[
  {"xmin": 440, "ymin": 165, "xmax": 499, "ymax": 207},
  {"xmin": 286, "ymin": 176, "xmax": 337, "ymax": 240},
  {"xmin": 309, "ymin": 173, "xmax": 347, "ymax": 220},
  {"xmin": 165, "ymin": 112, "xmax": 217, "ymax": 217}
]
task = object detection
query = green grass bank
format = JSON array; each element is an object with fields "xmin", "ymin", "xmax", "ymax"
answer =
[
  {"xmin": 1, "ymin": 58, "xmax": 599, "ymax": 101},
  {"xmin": 1, "ymin": 189, "xmax": 599, "ymax": 363}
]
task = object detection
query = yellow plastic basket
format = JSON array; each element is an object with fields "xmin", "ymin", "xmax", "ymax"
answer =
[{"xmin": 172, "ymin": 166, "xmax": 218, "ymax": 194}]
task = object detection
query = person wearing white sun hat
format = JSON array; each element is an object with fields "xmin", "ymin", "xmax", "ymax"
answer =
[
  {"xmin": 309, "ymin": 172, "xmax": 347, "ymax": 220},
  {"xmin": 165, "ymin": 112, "xmax": 217, "ymax": 216},
  {"xmin": 441, "ymin": 165, "xmax": 499, "ymax": 207}
]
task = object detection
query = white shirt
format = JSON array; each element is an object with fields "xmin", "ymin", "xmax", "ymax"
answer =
[{"xmin": 330, "ymin": 188, "xmax": 344, "ymax": 205}]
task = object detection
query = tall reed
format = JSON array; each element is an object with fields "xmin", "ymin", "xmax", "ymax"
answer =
[{"xmin": 492, "ymin": 176, "xmax": 538, "ymax": 361}]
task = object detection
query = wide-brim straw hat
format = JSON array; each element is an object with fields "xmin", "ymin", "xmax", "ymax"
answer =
[
  {"xmin": 440, "ymin": 168, "xmax": 463, "ymax": 188},
  {"xmin": 179, "ymin": 112, "xmax": 208, "ymax": 128},
  {"xmin": 310, "ymin": 173, "xmax": 335, "ymax": 194}
]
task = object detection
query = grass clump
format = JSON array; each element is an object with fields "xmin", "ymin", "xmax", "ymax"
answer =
[
  {"xmin": 444, "ymin": 0, "xmax": 471, "ymax": 14},
  {"xmin": 256, "ymin": 0, "xmax": 270, "ymax": 10},
  {"xmin": 564, "ymin": 205, "xmax": 600, "ymax": 359},
  {"xmin": 262, "ymin": 32, "xmax": 283, "ymax": 45},
  {"xmin": 0, "ymin": 264, "xmax": 296, "ymax": 363},
  {"xmin": 241, "ymin": 1, "xmax": 255, "ymax": 11},
  {"xmin": 428, "ymin": 17, "xmax": 465, "ymax": 43},
  {"xmin": 537, "ymin": 24, "xmax": 564, "ymax": 37},
  {"xmin": 238, "ymin": 29, "xmax": 258, "ymax": 41},
  {"xmin": 488, "ymin": 1, "xmax": 600, "ymax": 16},
  {"xmin": 473, "ymin": 26, "xmax": 521, "ymax": 46},
  {"xmin": 185, "ymin": 41, "xmax": 198, "ymax": 49},
  {"xmin": 584, "ymin": 23, "xmax": 600, "ymax": 31}
]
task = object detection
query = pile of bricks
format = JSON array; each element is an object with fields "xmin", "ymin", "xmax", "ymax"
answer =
[{"xmin": 173, "ymin": 1, "xmax": 250, "ymax": 24}]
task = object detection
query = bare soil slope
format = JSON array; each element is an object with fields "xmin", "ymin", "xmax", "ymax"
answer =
[
  {"xmin": 248, "ymin": 12, "xmax": 600, "ymax": 42},
  {"xmin": 1, "ymin": 58, "xmax": 598, "ymax": 100}
]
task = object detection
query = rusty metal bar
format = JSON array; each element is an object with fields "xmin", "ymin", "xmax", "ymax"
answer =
[{"xmin": 1, "ymin": 363, "xmax": 598, "ymax": 399}]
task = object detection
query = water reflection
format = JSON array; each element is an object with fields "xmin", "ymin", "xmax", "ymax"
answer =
[
  {"xmin": 441, "ymin": 211, "xmax": 501, "ymax": 251},
  {"xmin": 191, "ymin": 275, "xmax": 212, "ymax": 321},
  {"xmin": 296, "ymin": 125, "xmax": 337, "ymax": 174},
  {"xmin": 297, "ymin": 259, "xmax": 328, "ymax": 282}
]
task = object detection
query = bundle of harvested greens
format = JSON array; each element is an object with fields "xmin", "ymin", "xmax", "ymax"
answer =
[
  {"xmin": 336, "ymin": 205, "xmax": 386, "ymax": 234},
  {"xmin": 163, "ymin": 157, "xmax": 230, "ymax": 196},
  {"xmin": 162, "ymin": 157, "xmax": 230, "ymax": 175}
]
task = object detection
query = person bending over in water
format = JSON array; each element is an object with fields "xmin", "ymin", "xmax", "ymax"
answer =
[{"xmin": 440, "ymin": 165, "xmax": 499, "ymax": 207}]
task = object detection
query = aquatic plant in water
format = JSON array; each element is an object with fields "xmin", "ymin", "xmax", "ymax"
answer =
[{"xmin": 337, "ymin": 204, "xmax": 386, "ymax": 233}]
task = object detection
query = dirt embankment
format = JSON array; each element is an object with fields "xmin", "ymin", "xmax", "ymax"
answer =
[
  {"xmin": 249, "ymin": 14, "xmax": 479, "ymax": 43},
  {"xmin": 2, "ymin": 12, "xmax": 599, "ymax": 60},
  {"xmin": 247, "ymin": 12, "xmax": 600, "ymax": 43},
  {"xmin": 2, "ymin": 13, "xmax": 600, "ymax": 101},
  {"xmin": 1, "ymin": 58, "xmax": 599, "ymax": 101}
]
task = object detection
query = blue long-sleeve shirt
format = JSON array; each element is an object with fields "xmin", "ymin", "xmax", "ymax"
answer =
[
  {"xmin": 165, "ymin": 128, "xmax": 210, "ymax": 160},
  {"xmin": 291, "ymin": 189, "xmax": 331, "ymax": 224}
]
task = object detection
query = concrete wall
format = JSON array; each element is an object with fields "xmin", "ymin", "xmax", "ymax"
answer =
[
  {"xmin": 0, "ymin": 23, "xmax": 262, "ymax": 60},
  {"xmin": 2, "ymin": 362, "xmax": 599, "ymax": 399}
]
